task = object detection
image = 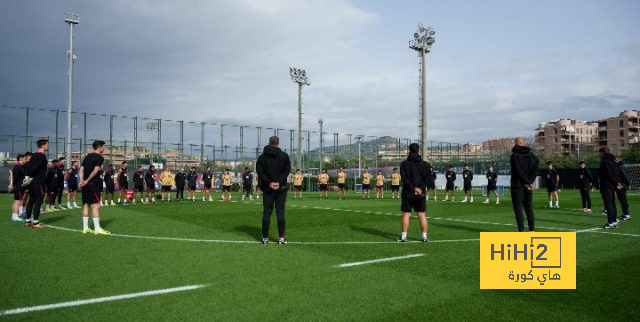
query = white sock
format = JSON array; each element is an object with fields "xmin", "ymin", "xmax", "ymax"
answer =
[
  {"xmin": 19, "ymin": 206, "xmax": 24, "ymax": 213},
  {"xmin": 401, "ymin": 232, "xmax": 407, "ymax": 240},
  {"xmin": 118, "ymin": 198, "xmax": 121, "ymax": 203},
  {"xmin": 422, "ymin": 232, "xmax": 428, "ymax": 239},
  {"xmin": 67, "ymin": 202, "xmax": 72, "ymax": 208},
  {"xmin": 555, "ymin": 201, "xmax": 559, "ymax": 207},
  {"xmin": 470, "ymin": 198, "xmax": 473, "ymax": 202},
  {"xmin": 434, "ymin": 196, "xmax": 437, "ymax": 201},
  {"xmin": 463, "ymin": 197, "xmax": 467, "ymax": 202},
  {"xmin": 83, "ymin": 217, "xmax": 89, "ymax": 230},
  {"xmin": 426, "ymin": 195, "xmax": 429, "ymax": 201},
  {"xmin": 12, "ymin": 212, "xmax": 18, "ymax": 219},
  {"xmin": 93, "ymin": 217, "xmax": 101, "ymax": 230},
  {"xmin": 549, "ymin": 201, "xmax": 552, "ymax": 207}
]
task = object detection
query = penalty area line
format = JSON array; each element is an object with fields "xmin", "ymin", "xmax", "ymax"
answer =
[{"xmin": 0, "ymin": 284, "xmax": 206, "ymax": 316}]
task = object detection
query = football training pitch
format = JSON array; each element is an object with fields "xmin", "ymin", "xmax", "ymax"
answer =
[{"xmin": 1, "ymin": 190, "xmax": 638, "ymax": 321}]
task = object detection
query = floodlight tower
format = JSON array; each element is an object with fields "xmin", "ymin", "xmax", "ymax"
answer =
[
  {"xmin": 318, "ymin": 118, "xmax": 324, "ymax": 169},
  {"xmin": 65, "ymin": 12, "xmax": 79, "ymax": 168},
  {"xmin": 355, "ymin": 135, "xmax": 364, "ymax": 178},
  {"xmin": 289, "ymin": 67, "xmax": 310, "ymax": 171},
  {"xmin": 409, "ymin": 24, "xmax": 435, "ymax": 158}
]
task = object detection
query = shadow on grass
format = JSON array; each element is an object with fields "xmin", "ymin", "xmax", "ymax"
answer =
[
  {"xmin": 432, "ymin": 221, "xmax": 488, "ymax": 233},
  {"xmin": 234, "ymin": 225, "xmax": 262, "ymax": 241},
  {"xmin": 40, "ymin": 215, "xmax": 66, "ymax": 225},
  {"xmin": 350, "ymin": 225, "xmax": 397, "ymax": 240}
]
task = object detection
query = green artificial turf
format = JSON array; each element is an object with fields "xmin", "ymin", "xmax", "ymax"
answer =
[{"xmin": 0, "ymin": 189, "xmax": 638, "ymax": 321}]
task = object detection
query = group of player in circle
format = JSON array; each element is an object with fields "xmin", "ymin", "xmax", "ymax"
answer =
[
  {"xmin": 294, "ymin": 165, "xmax": 501, "ymax": 204},
  {"xmin": 7, "ymin": 136, "xmax": 632, "ymax": 243}
]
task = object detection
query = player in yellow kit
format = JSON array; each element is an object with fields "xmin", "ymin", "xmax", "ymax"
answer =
[
  {"xmin": 293, "ymin": 169, "xmax": 303, "ymax": 199},
  {"xmin": 159, "ymin": 166, "xmax": 175, "ymax": 202},
  {"xmin": 390, "ymin": 167, "xmax": 401, "ymax": 199},
  {"xmin": 375, "ymin": 170, "xmax": 385, "ymax": 199},
  {"xmin": 361, "ymin": 167, "xmax": 371, "ymax": 199},
  {"xmin": 222, "ymin": 169, "xmax": 233, "ymax": 201},
  {"xmin": 318, "ymin": 169, "xmax": 329, "ymax": 199},
  {"xmin": 337, "ymin": 167, "xmax": 347, "ymax": 199}
]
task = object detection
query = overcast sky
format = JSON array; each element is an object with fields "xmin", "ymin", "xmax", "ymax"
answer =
[{"xmin": 1, "ymin": 0, "xmax": 639, "ymax": 148}]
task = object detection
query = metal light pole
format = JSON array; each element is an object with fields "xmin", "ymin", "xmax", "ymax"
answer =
[
  {"xmin": 409, "ymin": 24, "xmax": 435, "ymax": 158},
  {"xmin": 318, "ymin": 119, "xmax": 323, "ymax": 169},
  {"xmin": 289, "ymin": 67, "xmax": 310, "ymax": 171},
  {"xmin": 355, "ymin": 135, "xmax": 364, "ymax": 178},
  {"xmin": 65, "ymin": 12, "xmax": 79, "ymax": 168}
]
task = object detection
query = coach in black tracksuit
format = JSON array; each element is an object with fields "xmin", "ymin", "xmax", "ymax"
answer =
[
  {"xmin": 598, "ymin": 147, "xmax": 623, "ymax": 228},
  {"xmin": 256, "ymin": 136, "xmax": 291, "ymax": 244},
  {"xmin": 398, "ymin": 143, "xmax": 432, "ymax": 242},
  {"xmin": 242, "ymin": 167, "xmax": 253, "ymax": 198},
  {"xmin": 175, "ymin": 169, "xmax": 186, "ymax": 201},
  {"xmin": 577, "ymin": 161, "xmax": 593, "ymax": 211},
  {"xmin": 509, "ymin": 138, "xmax": 539, "ymax": 232}
]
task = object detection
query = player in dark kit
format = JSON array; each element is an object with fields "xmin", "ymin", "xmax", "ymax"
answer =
[
  {"xmin": 79, "ymin": 140, "xmax": 110, "ymax": 235},
  {"xmin": 242, "ymin": 167, "xmax": 253, "ymax": 201},
  {"xmin": 461, "ymin": 165, "xmax": 474, "ymax": 203},
  {"xmin": 201, "ymin": 167, "xmax": 214, "ymax": 202},
  {"xmin": 23, "ymin": 139, "xmax": 49, "ymax": 228},
  {"xmin": 426, "ymin": 169, "xmax": 437, "ymax": 201},
  {"xmin": 117, "ymin": 161, "xmax": 129, "ymax": 204},
  {"xmin": 615, "ymin": 159, "xmax": 631, "ymax": 221},
  {"xmin": 256, "ymin": 136, "xmax": 291, "ymax": 245},
  {"xmin": 187, "ymin": 167, "xmax": 198, "ymax": 201},
  {"xmin": 45, "ymin": 158, "xmax": 60, "ymax": 212},
  {"xmin": 9, "ymin": 154, "xmax": 26, "ymax": 221},
  {"xmin": 444, "ymin": 165, "xmax": 456, "ymax": 202},
  {"xmin": 510, "ymin": 138, "xmax": 539, "ymax": 232},
  {"xmin": 104, "ymin": 164, "xmax": 116, "ymax": 206},
  {"xmin": 577, "ymin": 161, "xmax": 593, "ymax": 213},
  {"xmin": 175, "ymin": 168, "xmax": 186, "ymax": 201},
  {"xmin": 398, "ymin": 143, "xmax": 431, "ymax": 242},
  {"xmin": 545, "ymin": 161, "xmax": 560, "ymax": 208},
  {"xmin": 66, "ymin": 161, "xmax": 80, "ymax": 209},
  {"xmin": 483, "ymin": 166, "xmax": 499, "ymax": 204},
  {"xmin": 145, "ymin": 165, "xmax": 157, "ymax": 203},
  {"xmin": 133, "ymin": 165, "xmax": 145, "ymax": 204},
  {"xmin": 54, "ymin": 157, "xmax": 66, "ymax": 209},
  {"xmin": 598, "ymin": 147, "xmax": 624, "ymax": 229}
]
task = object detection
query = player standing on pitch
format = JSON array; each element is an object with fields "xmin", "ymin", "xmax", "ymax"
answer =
[
  {"xmin": 133, "ymin": 165, "xmax": 145, "ymax": 204},
  {"xmin": 79, "ymin": 140, "xmax": 110, "ymax": 235},
  {"xmin": 544, "ymin": 161, "xmax": 560, "ymax": 208},
  {"xmin": 256, "ymin": 136, "xmax": 291, "ymax": 245},
  {"xmin": 145, "ymin": 165, "xmax": 157, "ymax": 203},
  {"xmin": 390, "ymin": 167, "xmax": 401, "ymax": 200},
  {"xmin": 186, "ymin": 166, "xmax": 198, "ymax": 201},
  {"xmin": 116, "ymin": 161, "xmax": 129, "ymax": 204},
  {"xmin": 598, "ymin": 147, "xmax": 623, "ymax": 229},
  {"xmin": 9, "ymin": 154, "xmax": 26, "ymax": 221},
  {"xmin": 510, "ymin": 138, "xmax": 539, "ymax": 232},
  {"xmin": 104, "ymin": 164, "xmax": 117, "ymax": 206},
  {"xmin": 444, "ymin": 165, "xmax": 456, "ymax": 202},
  {"xmin": 23, "ymin": 139, "xmax": 49, "ymax": 228},
  {"xmin": 67, "ymin": 161, "xmax": 80, "ymax": 208},
  {"xmin": 160, "ymin": 165, "xmax": 175, "ymax": 202},
  {"xmin": 202, "ymin": 166, "xmax": 214, "ymax": 202},
  {"xmin": 293, "ymin": 169, "xmax": 303, "ymax": 199},
  {"xmin": 577, "ymin": 161, "xmax": 593, "ymax": 213},
  {"xmin": 318, "ymin": 169, "xmax": 329, "ymax": 199},
  {"xmin": 242, "ymin": 167, "xmax": 253, "ymax": 201},
  {"xmin": 461, "ymin": 164, "xmax": 474, "ymax": 203},
  {"xmin": 483, "ymin": 166, "xmax": 499, "ymax": 204},
  {"xmin": 398, "ymin": 143, "xmax": 431, "ymax": 243},
  {"xmin": 222, "ymin": 169, "xmax": 233, "ymax": 201},
  {"xmin": 375, "ymin": 170, "xmax": 385, "ymax": 199},
  {"xmin": 175, "ymin": 168, "xmax": 186, "ymax": 201},
  {"xmin": 337, "ymin": 167, "xmax": 347, "ymax": 199},
  {"xmin": 361, "ymin": 167, "xmax": 371, "ymax": 199},
  {"xmin": 426, "ymin": 167, "xmax": 437, "ymax": 201},
  {"xmin": 615, "ymin": 159, "xmax": 631, "ymax": 221}
]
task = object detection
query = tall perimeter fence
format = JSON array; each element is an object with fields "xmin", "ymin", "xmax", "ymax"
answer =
[{"xmin": 0, "ymin": 105, "xmax": 512, "ymax": 174}]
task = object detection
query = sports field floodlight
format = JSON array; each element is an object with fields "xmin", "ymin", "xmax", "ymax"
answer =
[
  {"xmin": 409, "ymin": 24, "xmax": 435, "ymax": 158},
  {"xmin": 290, "ymin": 67, "xmax": 310, "ymax": 172},
  {"xmin": 64, "ymin": 12, "xmax": 79, "ymax": 169},
  {"xmin": 355, "ymin": 135, "xmax": 364, "ymax": 179}
]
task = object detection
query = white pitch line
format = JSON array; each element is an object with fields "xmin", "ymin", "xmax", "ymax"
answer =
[
  {"xmin": 336, "ymin": 253, "xmax": 424, "ymax": 268},
  {"xmin": 0, "ymin": 284, "xmax": 206, "ymax": 316},
  {"xmin": 46, "ymin": 225, "xmax": 479, "ymax": 245}
]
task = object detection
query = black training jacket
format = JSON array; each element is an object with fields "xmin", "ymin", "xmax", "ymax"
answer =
[
  {"xmin": 577, "ymin": 168, "xmax": 593, "ymax": 190},
  {"xmin": 599, "ymin": 153, "xmax": 621, "ymax": 189},
  {"xmin": 175, "ymin": 172, "xmax": 186, "ymax": 188},
  {"xmin": 256, "ymin": 145, "xmax": 291, "ymax": 192},
  {"xmin": 400, "ymin": 152, "xmax": 432, "ymax": 198},
  {"xmin": 509, "ymin": 145, "xmax": 539, "ymax": 189}
]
